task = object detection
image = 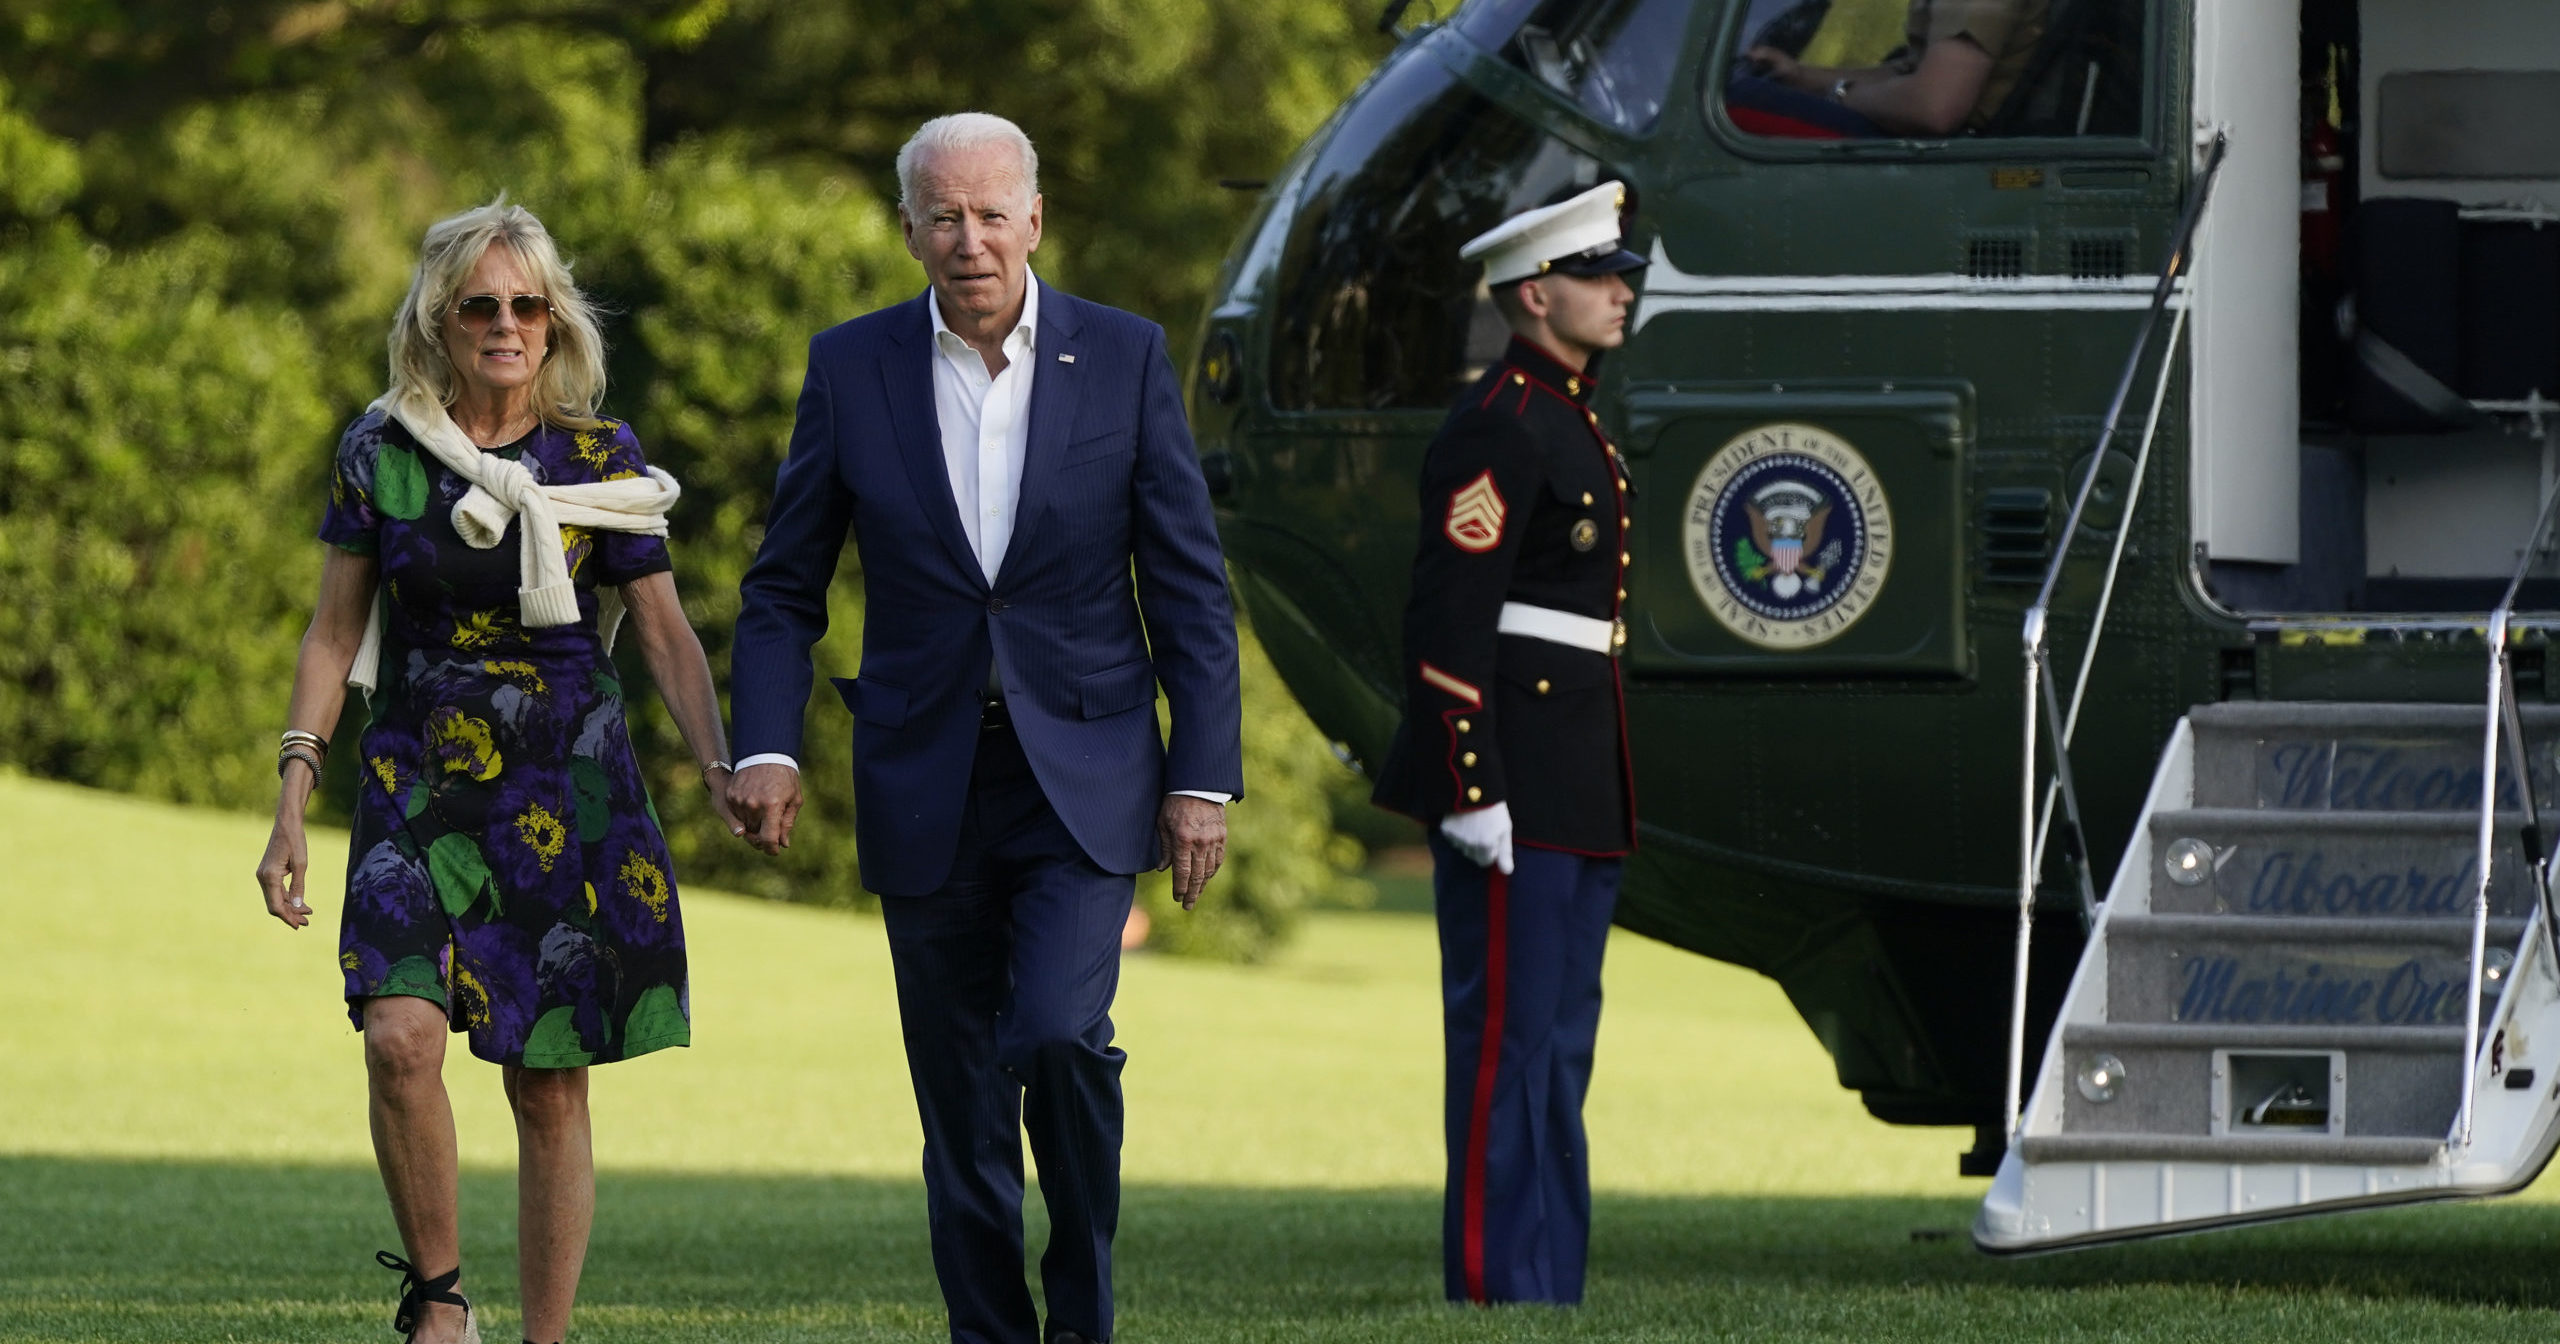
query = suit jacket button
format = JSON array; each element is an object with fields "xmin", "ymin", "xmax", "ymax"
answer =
[
  {"xmin": 1467, "ymin": 786, "xmax": 1484, "ymax": 802},
  {"xmin": 987, "ymin": 598, "xmax": 1008, "ymax": 613},
  {"xmin": 1462, "ymin": 752, "xmax": 1478, "ymax": 767}
]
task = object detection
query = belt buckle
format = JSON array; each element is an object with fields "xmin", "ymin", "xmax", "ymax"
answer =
[{"xmin": 1611, "ymin": 617, "xmax": 1627, "ymax": 654}]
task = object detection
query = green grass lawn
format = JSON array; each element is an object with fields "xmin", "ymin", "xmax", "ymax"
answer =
[{"xmin": 9, "ymin": 770, "xmax": 2560, "ymax": 1341}]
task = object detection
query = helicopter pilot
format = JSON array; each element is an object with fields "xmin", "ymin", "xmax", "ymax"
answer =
[
  {"xmin": 1740, "ymin": 0, "xmax": 2051, "ymax": 139},
  {"xmin": 1371, "ymin": 181, "xmax": 1642, "ymax": 1307}
]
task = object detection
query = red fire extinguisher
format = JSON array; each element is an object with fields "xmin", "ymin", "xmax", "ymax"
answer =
[{"xmin": 2302, "ymin": 116, "xmax": 2345, "ymax": 283}]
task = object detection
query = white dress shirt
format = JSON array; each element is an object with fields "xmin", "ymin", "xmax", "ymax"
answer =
[
  {"xmin": 738, "ymin": 278, "xmax": 1227, "ymax": 805},
  {"xmin": 931, "ymin": 274, "xmax": 1040, "ymax": 583}
]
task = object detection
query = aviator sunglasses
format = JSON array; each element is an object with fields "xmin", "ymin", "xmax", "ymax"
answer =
[{"xmin": 451, "ymin": 292, "xmax": 554, "ymax": 329}]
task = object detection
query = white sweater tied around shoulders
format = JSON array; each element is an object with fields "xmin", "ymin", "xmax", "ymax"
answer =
[{"xmin": 348, "ymin": 389, "xmax": 682, "ymax": 694}]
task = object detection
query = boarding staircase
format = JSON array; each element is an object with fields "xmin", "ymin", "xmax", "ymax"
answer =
[
  {"xmin": 1973, "ymin": 129, "xmax": 2560, "ymax": 1250},
  {"xmin": 1974, "ymin": 703, "xmax": 2560, "ymax": 1250}
]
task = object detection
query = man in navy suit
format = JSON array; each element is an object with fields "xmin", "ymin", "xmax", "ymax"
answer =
[{"xmin": 725, "ymin": 112, "xmax": 1244, "ymax": 1344}]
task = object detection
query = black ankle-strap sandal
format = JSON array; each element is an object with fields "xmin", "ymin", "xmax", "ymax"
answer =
[{"xmin": 376, "ymin": 1250, "xmax": 478, "ymax": 1342}]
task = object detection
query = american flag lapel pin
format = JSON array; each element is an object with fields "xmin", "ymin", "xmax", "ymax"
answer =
[{"xmin": 1058, "ymin": 353, "xmax": 1076, "ymax": 363}]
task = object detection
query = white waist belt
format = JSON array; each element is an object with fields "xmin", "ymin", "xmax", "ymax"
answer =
[{"xmin": 1498, "ymin": 602, "xmax": 1616, "ymax": 654}]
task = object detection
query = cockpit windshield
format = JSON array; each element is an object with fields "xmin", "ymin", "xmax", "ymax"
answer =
[
  {"xmin": 1268, "ymin": 48, "xmax": 1606, "ymax": 411},
  {"xmin": 1455, "ymin": 0, "xmax": 1694, "ymax": 135}
]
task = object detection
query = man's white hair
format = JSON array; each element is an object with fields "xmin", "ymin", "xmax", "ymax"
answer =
[{"xmin": 895, "ymin": 112, "xmax": 1040, "ymax": 223}]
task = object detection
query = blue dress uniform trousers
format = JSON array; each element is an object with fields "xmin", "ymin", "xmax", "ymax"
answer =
[
  {"xmin": 879, "ymin": 719, "xmax": 1132, "ymax": 1344},
  {"xmin": 1432, "ymin": 834, "xmax": 1621, "ymax": 1305}
]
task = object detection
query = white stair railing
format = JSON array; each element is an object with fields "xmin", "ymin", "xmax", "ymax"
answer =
[
  {"xmin": 2007, "ymin": 132, "xmax": 2230, "ymax": 1139},
  {"xmin": 2462, "ymin": 482, "xmax": 2560, "ymax": 1146}
]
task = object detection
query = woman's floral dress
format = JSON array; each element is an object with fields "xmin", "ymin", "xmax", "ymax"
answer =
[{"xmin": 319, "ymin": 409, "xmax": 690, "ymax": 1067}]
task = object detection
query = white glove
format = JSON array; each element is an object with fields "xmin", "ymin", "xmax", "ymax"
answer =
[{"xmin": 1440, "ymin": 801, "xmax": 1515, "ymax": 875}]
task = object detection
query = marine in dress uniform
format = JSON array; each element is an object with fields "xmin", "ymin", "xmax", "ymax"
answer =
[{"xmin": 1371, "ymin": 182, "xmax": 1643, "ymax": 1307}]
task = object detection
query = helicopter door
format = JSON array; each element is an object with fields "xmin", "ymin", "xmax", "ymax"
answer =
[
  {"xmin": 2203, "ymin": 0, "xmax": 2560, "ymax": 614},
  {"xmin": 2188, "ymin": 0, "xmax": 2301, "ymax": 571}
]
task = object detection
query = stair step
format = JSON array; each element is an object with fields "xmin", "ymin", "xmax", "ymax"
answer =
[
  {"xmin": 2110, "ymin": 914, "xmax": 2529, "ymax": 944},
  {"xmin": 2188, "ymin": 701, "xmax": 2560, "ymax": 813},
  {"xmin": 2018, "ymin": 1134, "xmax": 2444, "ymax": 1165},
  {"xmin": 2064, "ymin": 1023, "xmax": 2467, "ymax": 1051},
  {"xmin": 2146, "ymin": 808, "xmax": 2537, "ymax": 919},
  {"xmin": 2190, "ymin": 702, "xmax": 2560, "ymax": 735},
  {"xmin": 2054, "ymin": 1022, "xmax": 2464, "ymax": 1139},
  {"xmin": 2105, "ymin": 915, "xmax": 2528, "ymax": 1029}
]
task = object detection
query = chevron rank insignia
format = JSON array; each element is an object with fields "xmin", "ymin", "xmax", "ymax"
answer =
[{"xmin": 1444, "ymin": 470, "xmax": 1506, "ymax": 553}]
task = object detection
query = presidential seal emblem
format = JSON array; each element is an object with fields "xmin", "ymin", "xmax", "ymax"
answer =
[{"xmin": 1683, "ymin": 423, "xmax": 1892, "ymax": 649}]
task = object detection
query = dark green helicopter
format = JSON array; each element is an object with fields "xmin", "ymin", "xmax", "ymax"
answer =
[{"xmin": 1188, "ymin": 0, "xmax": 2560, "ymax": 1248}]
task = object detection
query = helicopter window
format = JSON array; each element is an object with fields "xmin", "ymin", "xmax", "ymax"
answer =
[
  {"xmin": 1269, "ymin": 55, "xmax": 1602, "ymax": 411},
  {"xmin": 1457, "ymin": 0, "xmax": 1693, "ymax": 136},
  {"xmin": 1720, "ymin": 0, "xmax": 2144, "ymax": 142}
]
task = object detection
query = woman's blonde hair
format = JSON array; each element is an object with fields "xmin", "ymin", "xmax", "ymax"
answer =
[{"xmin": 385, "ymin": 197, "xmax": 608, "ymax": 429}]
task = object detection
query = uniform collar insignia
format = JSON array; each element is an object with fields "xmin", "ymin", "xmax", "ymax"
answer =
[{"xmin": 1499, "ymin": 337, "xmax": 1594, "ymax": 405}]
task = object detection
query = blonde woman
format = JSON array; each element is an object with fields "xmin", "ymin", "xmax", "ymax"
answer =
[{"xmin": 253, "ymin": 200, "xmax": 739, "ymax": 1344}]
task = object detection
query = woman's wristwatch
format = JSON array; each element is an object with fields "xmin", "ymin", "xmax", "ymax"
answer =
[
  {"xmin": 1830, "ymin": 76, "xmax": 1854, "ymax": 103},
  {"xmin": 700, "ymin": 760, "xmax": 733, "ymax": 784}
]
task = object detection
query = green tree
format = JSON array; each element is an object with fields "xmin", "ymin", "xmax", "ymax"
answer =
[{"xmin": 0, "ymin": 2, "xmax": 1392, "ymax": 957}]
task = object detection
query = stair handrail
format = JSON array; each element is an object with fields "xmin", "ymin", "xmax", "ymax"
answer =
[
  {"xmin": 2460, "ymin": 478, "xmax": 2560, "ymax": 1147},
  {"xmin": 2007, "ymin": 130, "xmax": 2231, "ymax": 1140},
  {"xmin": 2031, "ymin": 302, "xmax": 2193, "ymax": 883}
]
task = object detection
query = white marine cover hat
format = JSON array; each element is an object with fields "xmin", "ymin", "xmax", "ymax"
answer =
[{"xmin": 1459, "ymin": 181, "xmax": 1646, "ymax": 287}]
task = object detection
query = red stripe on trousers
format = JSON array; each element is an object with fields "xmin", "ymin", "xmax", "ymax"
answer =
[{"xmin": 1462, "ymin": 866, "xmax": 1510, "ymax": 1304}]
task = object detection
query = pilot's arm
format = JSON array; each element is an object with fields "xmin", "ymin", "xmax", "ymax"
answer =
[
  {"xmin": 1750, "ymin": 0, "xmax": 2012, "ymax": 139},
  {"xmin": 1838, "ymin": 34, "xmax": 1996, "ymax": 137}
]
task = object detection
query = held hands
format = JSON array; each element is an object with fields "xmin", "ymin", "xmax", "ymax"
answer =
[
  {"xmin": 1440, "ymin": 801, "xmax": 1515, "ymax": 875},
  {"xmin": 700, "ymin": 764, "xmax": 747, "ymax": 839},
  {"xmin": 726, "ymin": 762, "xmax": 803, "ymax": 856},
  {"xmin": 1157, "ymin": 794, "xmax": 1227, "ymax": 910}
]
